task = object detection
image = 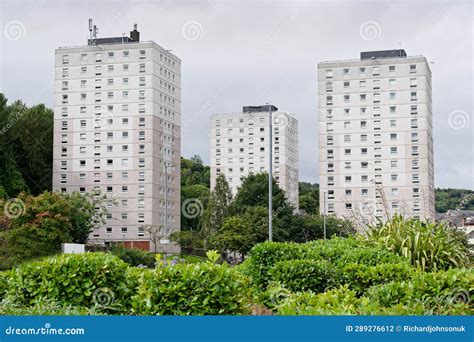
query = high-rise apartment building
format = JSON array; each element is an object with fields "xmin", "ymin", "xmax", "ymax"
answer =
[
  {"xmin": 318, "ymin": 50, "xmax": 435, "ymax": 226},
  {"xmin": 210, "ymin": 105, "xmax": 299, "ymax": 209},
  {"xmin": 53, "ymin": 23, "xmax": 181, "ymax": 251}
]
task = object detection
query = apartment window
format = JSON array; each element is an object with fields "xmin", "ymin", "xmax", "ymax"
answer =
[
  {"xmin": 344, "ymin": 135, "xmax": 351, "ymax": 143},
  {"xmin": 123, "ymin": 64, "xmax": 129, "ymax": 71},
  {"xmin": 389, "ymin": 92, "xmax": 396, "ymax": 100},
  {"xmin": 360, "ymin": 120, "xmax": 367, "ymax": 128},
  {"xmin": 390, "ymin": 119, "xmax": 397, "ymax": 127},
  {"xmin": 411, "ymin": 91, "xmax": 417, "ymax": 101},
  {"xmin": 344, "ymin": 148, "xmax": 351, "ymax": 155},
  {"xmin": 326, "ymin": 96, "xmax": 333, "ymax": 105},
  {"xmin": 360, "ymin": 94, "xmax": 367, "ymax": 101},
  {"xmin": 359, "ymin": 67, "xmax": 366, "ymax": 75},
  {"xmin": 412, "ymin": 146, "xmax": 419, "ymax": 156},
  {"xmin": 361, "ymin": 161, "xmax": 368, "ymax": 169},
  {"xmin": 344, "ymin": 94, "xmax": 350, "ymax": 102},
  {"xmin": 107, "ymin": 159, "xmax": 113, "ymax": 166},
  {"xmin": 411, "ymin": 132, "xmax": 418, "ymax": 142},
  {"xmin": 390, "ymin": 147, "xmax": 398, "ymax": 155},
  {"xmin": 361, "ymin": 148, "xmax": 368, "ymax": 155},
  {"xmin": 391, "ymin": 188, "xmax": 399, "ymax": 196},
  {"xmin": 372, "ymin": 67, "xmax": 380, "ymax": 76},
  {"xmin": 389, "ymin": 79, "xmax": 396, "ymax": 87},
  {"xmin": 122, "ymin": 131, "xmax": 129, "ymax": 139},
  {"xmin": 360, "ymin": 134, "xmax": 367, "ymax": 142},
  {"xmin": 123, "ymin": 51, "xmax": 129, "ymax": 58},
  {"xmin": 343, "ymin": 81, "xmax": 350, "ymax": 88},
  {"xmin": 411, "ymin": 119, "xmax": 418, "ymax": 129},
  {"xmin": 362, "ymin": 188, "xmax": 368, "ymax": 196},
  {"xmin": 361, "ymin": 175, "xmax": 368, "ymax": 182},
  {"xmin": 391, "ymin": 174, "xmax": 398, "ymax": 181},
  {"xmin": 391, "ymin": 160, "xmax": 398, "ymax": 168},
  {"xmin": 325, "ymin": 69, "xmax": 333, "ymax": 79},
  {"xmin": 412, "ymin": 174, "xmax": 420, "ymax": 183},
  {"xmin": 410, "ymin": 64, "xmax": 417, "ymax": 73},
  {"xmin": 392, "ymin": 202, "xmax": 399, "ymax": 209},
  {"xmin": 121, "ymin": 227, "xmax": 128, "ymax": 234},
  {"xmin": 344, "ymin": 122, "xmax": 350, "ymax": 129},
  {"xmin": 122, "ymin": 172, "xmax": 128, "ymax": 180},
  {"xmin": 389, "ymin": 65, "xmax": 395, "ymax": 72},
  {"xmin": 390, "ymin": 106, "xmax": 396, "ymax": 114},
  {"xmin": 410, "ymin": 78, "xmax": 417, "ymax": 88},
  {"xmin": 411, "ymin": 105, "xmax": 418, "ymax": 115},
  {"xmin": 359, "ymin": 80, "xmax": 366, "ymax": 88},
  {"xmin": 390, "ymin": 133, "xmax": 397, "ymax": 140}
]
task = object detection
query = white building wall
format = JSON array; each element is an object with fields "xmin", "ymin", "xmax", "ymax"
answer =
[
  {"xmin": 53, "ymin": 40, "xmax": 181, "ymax": 251},
  {"xmin": 210, "ymin": 110, "xmax": 299, "ymax": 210},
  {"xmin": 318, "ymin": 52, "xmax": 435, "ymax": 226}
]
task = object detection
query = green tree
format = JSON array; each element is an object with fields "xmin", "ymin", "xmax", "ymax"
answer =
[
  {"xmin": 298, "ymin": 182, "xmax": 319, "ymax": 214},
  {"xmin": 435, "ymin": 188, "xmax": 474, "ymax": 213},
  {"xmin": 232, "ymin": 173, "xmax": 293, "ymax": 215},
  {"xmin": 201, "ymin": 174, "xmax": 233, "ymax": 247},
  {"xmin": 288, "ymin": 214, "xmax": 355, "ymax": 243},
  {"xmin": 0, "ymin": 191, "xmax": 106, "ymax": 268},
  {"xmin": 181, "ymin": 155, "xmax": 210, "ymax": 188},
  {"xmin": 0, "ymin": 94, "xmax": 53, "ymax": 197},
  {"xmin": 180, "ymin": 183, "xmax": 210, "ymax": 232}
]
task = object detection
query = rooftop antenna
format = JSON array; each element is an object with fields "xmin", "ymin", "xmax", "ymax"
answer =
[
  {"xmin": 88, "ymin": 18, "xmax": 93, "ymax": 45},
  {"xmin": 88, "ymin": 18, "xmax": 98, "ymax": 45}
]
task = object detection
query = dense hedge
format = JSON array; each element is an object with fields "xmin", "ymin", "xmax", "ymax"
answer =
[
  {"xmin": 4, "ymin": 253, "xmax": 132, "ymax": 312},
  {"xmin": 1, "ymin": 253, "xmax": 252, "ymax": 315},
  {"xmin": 131, "ymin": 262, "xmax": 251, "ymax": 315},
  {"xmin": 276, "ymin": 268, "xmax": 474, "ymax": 315},
  {"xmin": 341, "ymin": 262, "xmax": 414, "ymax": 295},
  {"xmin": 243, "ymin": 238, "xmax": 408, "ymax": 290},
  {"xmin": 367, "ymin": 268, "xmax": 474, "ymax": 311},
  {"xmin": 269, "ymin": 259, "xmax": 336, "ymax": 293},
  {"xmin": 0, "ymin": 271, "xmax": 9, "ymax": 301},
  {"xmin": 110, "ymin": 246, "xmax": 156, "ymax": 268}
]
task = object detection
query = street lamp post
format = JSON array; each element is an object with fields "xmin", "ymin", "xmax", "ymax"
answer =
[
  {"xmin": 268, "ymin": 104, "xmax": 273, "ymax": 242},
  {"xmin": 323, "ymin": 191, "xmax": 327, "ymax": 239}
]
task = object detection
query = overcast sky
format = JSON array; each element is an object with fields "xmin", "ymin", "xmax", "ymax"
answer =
[{"xmin": 1, "ymin": 0, "xmax": 472, "ymax": 189}]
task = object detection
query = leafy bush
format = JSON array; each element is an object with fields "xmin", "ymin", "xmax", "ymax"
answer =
[
  {"xmin": 366, "ymin": 268, "xmax": 474, "ymax": 314},
  {"xmin": 0, "ymin": 271, "xmax": 9, "ymax": 301},
  {"xmin": 244, "ymin": 238, "xmax": 405, "ymax": 289},
  {"xmin": 0, "ymin": 296, "xmax": 105, "ymax": 315},
  {"xmin": 131, "ymin": 262, "xmax": 251, "ymax": 315},
  {"xmin": 269, "ymin": 259, "xmax": 336, "ymax": 293},
  {"xmin": 244, "ymin": 242, "xmax": 304, "ymax": 287},
  {"xmin": 276, "ymin": 285, "xmax": 361, "ymax": 315},
  {"xmin": 367, "ymin": 215, "xmax": 470, "ymax": 271},
  {"xmin": 276, "ymin": 268, "xmax": 473, "ymax": 315},
  {"xmin": 110, "ymin": 246, "xmax": 156, "ymax": 268},
  {"xmin": 341, "ymin": 262, "xmax": 414, "ymax": 295},
  {"xmin": 304, "ymin": 237, "xmax": 405, "ymax": 266},
  {"xmin": 5, "ymin": 253, "xmax": 130, "ymax": 312}
]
